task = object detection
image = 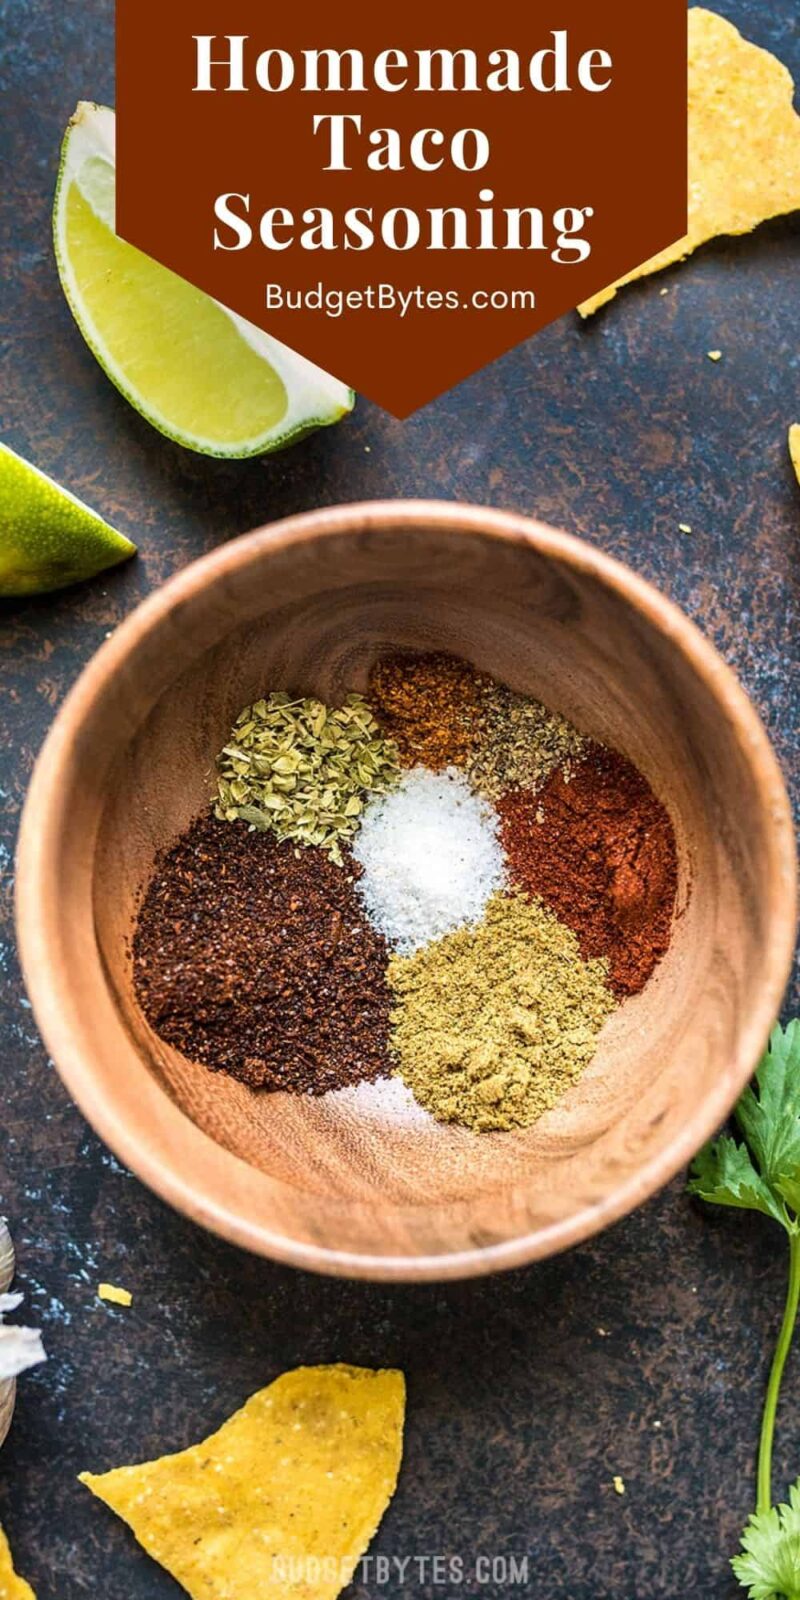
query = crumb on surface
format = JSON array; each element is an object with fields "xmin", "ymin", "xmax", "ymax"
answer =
[
  {"xmin": 98, "ymin": 1283, "xmax": 132, "ymax": 1307},
  {"xmin": 613, "ymin": 1475, "xmax": 626, "ymax": 1496}
]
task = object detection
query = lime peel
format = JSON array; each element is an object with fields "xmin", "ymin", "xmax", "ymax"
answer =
[{"xmin": 0, "ymin": 441, "xmax": 135, "ymax": 597}]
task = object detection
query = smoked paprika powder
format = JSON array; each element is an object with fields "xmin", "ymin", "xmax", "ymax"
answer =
[{"xmin": 498, "ymin": 745, "xmax": 679, "ymax": 997}]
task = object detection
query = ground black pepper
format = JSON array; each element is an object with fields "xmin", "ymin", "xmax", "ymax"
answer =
[{"xmin": 132, "ymin": 811, "xmax": 393, "ymax": 1093}]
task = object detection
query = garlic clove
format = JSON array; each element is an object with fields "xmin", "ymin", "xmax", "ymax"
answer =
[
  {"xmin": 0, "ymin": 1221, "xmax": 14, "ymax": 1295},
  {"xmin": 0, "ymin": 1221, "xmax": 45, "ymax": 1452}
]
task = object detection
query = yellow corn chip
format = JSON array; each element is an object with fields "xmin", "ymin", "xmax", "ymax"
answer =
[
  {"xmin": 0, "ymin": 1524, "xmax": 36, "ymax": 1600},
  {"xmin": 790, "ymin": 425, "xmax": 800, "ymax": 487},
  {"xmin": 580, "ymin": 10, "xmax": 800, "ymax": 316},
  {"xmin": 79, "ymin": 1364, "xmax": 405, "ymax": 1600}
]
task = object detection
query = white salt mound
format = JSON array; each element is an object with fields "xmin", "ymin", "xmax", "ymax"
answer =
[
  {"xmin": 324, "ymin": 1076, "xmax": 435, "ymax": 1130},
  {"xmin": 353, "ymin": 766, "xmax": 505, "ymax": 954}
]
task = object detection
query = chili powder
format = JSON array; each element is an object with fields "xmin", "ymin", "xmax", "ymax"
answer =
[
  {"xmin": 132, "ymin": 811, "xmax": 392, "ymax": 1093},
  {"xmin": 498, "ymin": 746, "xmax": 679, "ymax": 997}
]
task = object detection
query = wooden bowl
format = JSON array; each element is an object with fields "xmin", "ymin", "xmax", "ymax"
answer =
[{"xmin": 15, "ymin": 503, "xmax": 797, "ymax": 1280}]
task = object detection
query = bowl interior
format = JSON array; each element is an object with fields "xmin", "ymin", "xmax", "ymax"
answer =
[{"xmin": 22, "ymin": 510, "xmax": 795, "ymax": 1275}]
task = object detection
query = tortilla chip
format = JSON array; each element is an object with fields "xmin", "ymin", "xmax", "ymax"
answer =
[
  {"xmin": 790, "ymin": 425, "xmax": 800, "ymax": 487},
  {"xmin": 0, "ymin": 1525, "xmax": 36, "ymax": 1600},
  {"xmin": 580, "ymin": 10, "xmax": 800, "ymax": 316},
  {"xmin": 79, "ymin": 1364, "xmax": 405, "ymax": 1600}
]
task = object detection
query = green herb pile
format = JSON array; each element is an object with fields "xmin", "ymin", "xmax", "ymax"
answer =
[
  {"xmin": 215, "ymin": 692, "xmax": 399, "ymax": 865},
  {"xmin": 690, "ymin": 1019, "xmax": 800, "ymax": 1600}
]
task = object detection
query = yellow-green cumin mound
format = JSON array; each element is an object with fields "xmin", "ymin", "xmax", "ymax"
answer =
[{"xmin": 388, "ymin": 892, "xmax": 616, "ymax": 1132}]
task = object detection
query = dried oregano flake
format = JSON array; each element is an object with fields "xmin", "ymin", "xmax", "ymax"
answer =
[{"xmin": 215, "ymin": 692, "xmax": 399, "ymax": 864}]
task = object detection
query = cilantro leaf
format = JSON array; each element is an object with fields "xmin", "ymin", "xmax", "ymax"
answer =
[
  {"xmin": 692, "ymin": 1022, "xmax": 800, "ymax": 1599},
  {"xmin": 736, "ymin": 1023, "xmax": 800, "ymax": 1210},
  {"xmin": 688, "ymin": 1133, "xmax": 786, "ymax": 1225},
  {"xmin": 778, "ymin": 1177, "xmax": 800, "ymax": 1217},
  {"xmin": 689, "ymin": 1024, "xmax": 800, "ymax": 1231},
  {"xmin": 733, "ymin": 1480, "xmax": 800, "ymax": 1599}
]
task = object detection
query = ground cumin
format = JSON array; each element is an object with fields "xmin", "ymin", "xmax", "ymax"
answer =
[
  {"xmin": 368, "ymin": 651, "xmax": 484, "ymax": 770},
  {"xmin": 388, "ymin": 891, "xmax": 615, "ymax": 1132},
  {"xmin": 498, "ymin": 746, "xmax": 678, "ymax": 997},
  {"xmin": 132, "ymin": 811, "xmax": 392, "ymax": 1093}
]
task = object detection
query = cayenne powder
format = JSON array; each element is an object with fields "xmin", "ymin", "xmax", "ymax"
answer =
[
  {"xmin": 132, "ymin": 811, "xmax": 392, "ymax": 1093},
  {"xmin": 369, "ymin": 650, "xmax": 484, "ymax": 770},
  {"xmin": 498, "ymin": 746, "xmax": 679, "ymax": 997}
]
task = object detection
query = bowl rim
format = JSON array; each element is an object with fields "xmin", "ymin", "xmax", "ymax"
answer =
[{"xmin": 14, "ymin": 499, "xmax": 799, "ymax": 1280}]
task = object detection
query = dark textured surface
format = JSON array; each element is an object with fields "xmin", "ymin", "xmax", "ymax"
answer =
[{"xmin": 0, "ymin": 1, "xmax": 798, "ymax": 1595}]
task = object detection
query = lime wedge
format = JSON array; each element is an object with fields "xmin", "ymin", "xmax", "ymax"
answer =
[
  {"xmin": 53, "ymin": 104, "xmax": 353, "ymax": 457},
  {"xmin": 0, "ymin": 440, "xmax": 136, "ymax": 596}
]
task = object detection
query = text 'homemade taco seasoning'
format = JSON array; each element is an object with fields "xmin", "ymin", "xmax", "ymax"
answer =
[
  {"xmin": 133, "ymin": 812, "xmax": 392, "ymax": 1093},
  {"xmin": 499, "ymin": 746, "xmax": 678, "ymax": 997},
  {"xmin": 388, "ymin": 891, "xmax": 615, "ymax": 1132}
]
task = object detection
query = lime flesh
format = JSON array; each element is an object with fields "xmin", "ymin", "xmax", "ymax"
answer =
[
  {"xmin": 67, "ymin": 178, "xmax": 289, "ymax": 444},
  {"xmin": 0, "ymin": 440, "xmax": 136, "ymax": 597},
  {"xmin": 54, "ymin": 105, "xmax": 353, "ymax": 457}
]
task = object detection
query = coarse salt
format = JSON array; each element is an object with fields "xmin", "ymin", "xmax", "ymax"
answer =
[
  {"xmin": 324, "ymin": 1076, "xmax": 435, "ymax": 1129},
  {"xmin": 353, "ymin": 767, "xmax": 505, "ymax": 954}
]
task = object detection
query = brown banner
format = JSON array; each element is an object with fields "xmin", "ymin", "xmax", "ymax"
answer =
[{"xmin": 116, "ymin": 1, "xmax": 687, "ymax": 415}]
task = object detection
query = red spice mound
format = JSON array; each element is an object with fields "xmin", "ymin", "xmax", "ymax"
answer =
[
  {"xmin": 132, "ymin": 812, "xmax": 392, "ymax": 1093},
  {"xmin": 498, "ymin": 747, "xmax": 679, "ymax": 997}
]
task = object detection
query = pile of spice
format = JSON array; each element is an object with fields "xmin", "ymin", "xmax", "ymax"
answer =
[
  {"xmin": 133, "ymin": 811, "xmax": 391, "ymax": 1093},
  {"xmin": 368, "ymin": 651, "xmax": 484, "ymax": 769},
  {"xmin": 388, "ymin": 892, "xmax": 615, "ymax": 1132},
  {"xmin": 369, "ymin": 648, "xmax": 587, "ymax": 799},
  {"xmin": 467, "ymin": 681, "xmax": 587, "ymax": 800},
  {"xmin": 215, "ymin": 691, "xmax": 398, "ymax": 865},
  {"xmin": 353, "ymin": 767, "xmax": 505, "ymax": 954},
  {"xmin": 132, "ymin": 660, "xmax": 680, "ymax": 1135},
  {"xmin": 498, "ymin": 745, "xmax": 678, "ymax": 997}
]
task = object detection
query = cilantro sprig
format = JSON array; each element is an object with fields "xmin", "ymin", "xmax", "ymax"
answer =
[{"xmin": 689, "ymin": 1020, "xmax": 800, "ymax": 1600}]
